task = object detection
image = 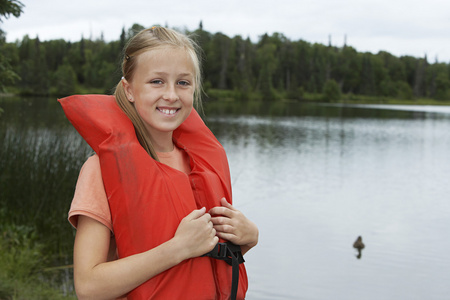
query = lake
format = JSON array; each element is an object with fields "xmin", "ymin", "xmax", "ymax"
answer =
[
  {"xmin": 205, "ymin": 102, "xmax": 450, "ymax": 300},
  {"xmin": 1, "ymin": 97, "xmax": 450, "ymax": 299}
]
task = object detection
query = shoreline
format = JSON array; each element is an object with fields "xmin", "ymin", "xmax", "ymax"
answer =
[{"xmin": 2, "ymin": 91, "xmax": 450, "ymax": 107}]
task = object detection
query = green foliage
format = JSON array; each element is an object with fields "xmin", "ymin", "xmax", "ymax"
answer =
[
  {"xmin": 396, "ymin": 81, "xmax": 414, "ymax": 100},
  {"xmin": 205, "ymin": 88, "xmax": 236, "ymax": 100},
  {"xmin": 0, "ymin": 224, "xmax": 76, "ymax": 299},
  {"xmin": 0, "ymin": 97, "xmax": 90, "ymax": 297},
  {"xmin": 0, "ymin": 0, "xmax": 23, "ymax": 93},
  {"xmin": 0, "ymin": 51, "xmax": 20, "ymax": 91},
  {"xmin": 50, "ymin": 59, "xmax": 77, "ymax": 96},
  {"xmin": 0, "ymin": 100, "xmax": 91, "ymax": 262},
  {"xmin": 0, "ymin": 224, "xmax": 43, "ymax": 281},
  {"xmin": 429, "ymin": 63, "xmax": 450, "ymax": 100},
  {"xmin": 0, "ymin": 0, "xmax": 24, "ymax": 22},
  {"xmin": 434, "ymin": 72, "xmax": 450, "ymax": 100},
  {"xmin": 0, "ymin": 22, "xmax": 449, "ymax": 102},
  {"xmin": 323, "ymin": 79, "xmax": 341, "ymax": 102},
  {"xmin": 128, "ymin": 23, "xmax": 145, "ymax": 39},
  {"xmin": 286, "ymin": 86, "xmax": 305, "ymax": 100},
  {"xmin": 16, "ymin": 35, "xmax": 50, "ymax": 95},
  {"xmin": 256, "ymin": 41, "xmax": 278, "ymax": 100}
]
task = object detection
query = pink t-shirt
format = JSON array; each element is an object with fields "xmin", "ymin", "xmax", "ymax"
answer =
[{"xmin": 68, "ymin": 146, "xmax": 191, "ymax": 231}]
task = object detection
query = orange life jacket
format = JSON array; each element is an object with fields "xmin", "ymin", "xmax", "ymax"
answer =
[{"xmin": 59, "ymin": 95, "xmax": 247, "ymax": 300}]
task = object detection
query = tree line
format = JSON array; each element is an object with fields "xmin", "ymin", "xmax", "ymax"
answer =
[{"xmin": 1, "ymin": 22, "xmax": 450, "ymax": 101}]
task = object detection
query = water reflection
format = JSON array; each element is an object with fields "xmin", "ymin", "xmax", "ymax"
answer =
[
  {"xmin": 205, "ymin": 102, "xmax": 450, "ymax": 300},
  {"xmin": 1, "ymin": 97, "xmax": 91, "ymax": 293}
]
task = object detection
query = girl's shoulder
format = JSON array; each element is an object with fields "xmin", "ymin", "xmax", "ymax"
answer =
[
  {"xmin": 78, "ymin": 153, "xmax": 102, "ymax": 180},
  {"xmin": 83, "ymin": 153, "xmax": 100, "ymax": 170},
  {"xmin": 69, "ymin": 153, "xmax": 112, "ymax": 232}
]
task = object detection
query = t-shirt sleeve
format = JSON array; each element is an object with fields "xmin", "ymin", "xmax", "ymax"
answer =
[{"xmin": 68, "ymin": 154, "xmax": 113, "ymax": 233}]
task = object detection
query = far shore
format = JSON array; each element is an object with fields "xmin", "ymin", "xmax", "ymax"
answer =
[{"xmin": 1, "ymin": 90, "xmax": 450, "ymax": 107}]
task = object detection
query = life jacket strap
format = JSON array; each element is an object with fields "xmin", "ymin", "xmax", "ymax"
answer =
[{"xmin": 203, "ymin": 242, "xmax": 245, "ymax": 300}]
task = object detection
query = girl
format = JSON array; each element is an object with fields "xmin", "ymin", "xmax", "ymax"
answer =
[{"xmin": 62, "ymin": 26, "xmax": 258, "ymax": 299}]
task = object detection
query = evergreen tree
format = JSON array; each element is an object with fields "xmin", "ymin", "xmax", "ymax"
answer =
[
  {"xmin": 323, "ymin": 79, "xmax": 341, "ymax": 102},
  {"xmin": 413, "ymin": 56, "xmax": 427, "ymax": 97},
  {"xmin": 0, "ymin": 29, "xmax": 20, "ymax": 91},
  {"xmin": 256, "ymin": 36, "xmax": 278, "ymax": 100},
  {"xmin": 17, "ymin": 35, "xmax": 49, "ymax": 95},
  {"xmin": 52, "ymin": 58, "xmax": 77, "ymax": 96},
  {"xmin": 1, "ymin": 20, "xmax": 449, "ymax": 101},
  {"xmin": 0, "ymin": 0, "xmax": 24, "ymax": 92}
]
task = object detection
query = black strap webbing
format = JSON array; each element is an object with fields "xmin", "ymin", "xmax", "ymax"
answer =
[{"xmin": 203, "ymin": 242, "xmax": 245, "ymax": 300}]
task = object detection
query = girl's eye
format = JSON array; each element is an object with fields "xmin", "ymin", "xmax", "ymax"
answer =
[
  {"xmin": 178, "ymin": 80, "xmax": 190, "ymax": 86},
  {"xmin": 150, "ymin": 79, "xmax": 163, "ymax": 84}
]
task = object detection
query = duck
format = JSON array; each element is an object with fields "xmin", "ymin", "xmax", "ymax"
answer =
[
  {"xmin": 353, "ymin": 236, "xmax": 365, "ymax": 259},
  {"xmin": 353, "ymin": 236, "xmax": 365, "ymax": 250}
]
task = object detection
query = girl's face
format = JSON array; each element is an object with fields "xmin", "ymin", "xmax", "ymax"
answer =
[{"xmin": 123, "ymin": 47, "xmax": 195, "ymax": 140}]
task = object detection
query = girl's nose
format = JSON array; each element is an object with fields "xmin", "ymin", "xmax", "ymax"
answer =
[{"xmin": 162, "ymin": 85, "xmax": 179, "ymax": 102}]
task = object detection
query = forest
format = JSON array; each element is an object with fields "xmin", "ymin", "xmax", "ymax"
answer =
[{"xmin": 1, "ymin": 22, "xmax": 450, "ymax": 102}]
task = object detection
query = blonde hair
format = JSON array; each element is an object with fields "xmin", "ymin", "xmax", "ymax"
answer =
[{"xmin": 114, "ymin": 26, "xmax": 203, "ymax": 160}]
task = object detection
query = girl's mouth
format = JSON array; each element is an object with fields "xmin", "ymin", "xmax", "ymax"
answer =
[{"xmin": 157, "ymin": 107, "xmax": 179, "ymax": 115}]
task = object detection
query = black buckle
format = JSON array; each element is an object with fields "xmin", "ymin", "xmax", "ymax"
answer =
[
  {"xmin": 202, "ymin": 242, "xmax": 244, "ymax": 265},
  {"xmin": 213, "ymin": 242, "xmax": 228, "ymax": 258},
  {"xmin": 203, "ymin": 242, "xmax": 227, "ymax": 259}
]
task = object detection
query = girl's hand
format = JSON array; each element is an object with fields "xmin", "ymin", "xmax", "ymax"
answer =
[
  {"xmin": 173, "ymin": 207, "xmax": 219, "ymax": 260},
  {"xmin": 209, "ymin": 198, "xmax": 259, "ymax": 252}
]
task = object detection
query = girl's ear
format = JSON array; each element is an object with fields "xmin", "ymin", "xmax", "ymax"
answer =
[{"xmin": 122, "ymin": 78, "xmax": 134, "ymax": 103}]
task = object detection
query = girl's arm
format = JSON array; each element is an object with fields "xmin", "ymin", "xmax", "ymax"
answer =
[
  {"xmin": 74, "ymin": 207, "xmax": 218, "ymax": 300},
  {"xmin": 209, "ymin": 198, "xmax": 259, "ymax": 255}
]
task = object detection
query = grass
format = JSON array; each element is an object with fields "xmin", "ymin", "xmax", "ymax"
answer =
[
  {"xmin": 0, "ymin": 224, "xmax": 77, "ymax": 299},
  {"xmin": 203, "ymin": 87, "xmax": 450, "ymax": 106},
  {"xmin": 0, "ymin": 99, "xmax": 92, "ymax": 298}
]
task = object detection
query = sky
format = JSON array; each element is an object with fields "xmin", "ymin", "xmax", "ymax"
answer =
[{"xmin": 2, "ymin": 0, "xmax": 450, "ymax": 63}]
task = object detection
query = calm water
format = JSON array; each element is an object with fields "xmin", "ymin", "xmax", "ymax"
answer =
[
  {"xmin": 1, "ymin": 98, "xmax": 450, "ymax": 299},
  {"xmin": 205, "ymin": 103, "xmax": 450, "ymax": 300}
]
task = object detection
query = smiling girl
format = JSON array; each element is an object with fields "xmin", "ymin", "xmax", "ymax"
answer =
[{"xmin": 60, "ymin": 27, "xmax": 258, "ymax": 300}]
